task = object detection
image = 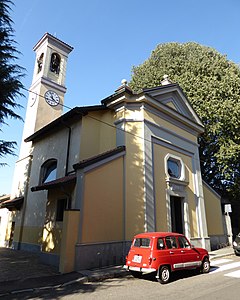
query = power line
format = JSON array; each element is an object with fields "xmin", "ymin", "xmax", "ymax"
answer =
[
  {"xmin": 22, "ymin": 87, "xmax": 151, "ymax": 143},
  {"xmin": 22, "ymin": 87, "xmax": 204, "ymax": 151},
  {"xmin": 86, "ymin": 113, "xmax": 149, "ymax": 143},
  {"xmin": 22, "ymin": 87, "xmax": 72, "ymax": 110}
]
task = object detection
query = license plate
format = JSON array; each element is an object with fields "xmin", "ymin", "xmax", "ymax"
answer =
[{"xmin": 132, "ymin": 255, "xmax": 142, "ymax": 263}]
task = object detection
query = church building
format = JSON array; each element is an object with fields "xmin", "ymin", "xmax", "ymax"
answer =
[{"xmin": 0, "ymin": 33, "xmax": 229, "ymax": 272}]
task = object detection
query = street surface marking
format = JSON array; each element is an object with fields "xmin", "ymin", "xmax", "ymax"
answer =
[
  {"xmin": 210, "ymin": 258, "xmax": 232, "ymax": 265},
  {"xmin": 210, "ymin": 262, "xmax": 240, "ymax": 274},
  {"xmin": 225, "ymin": 270, "xmax": 240, "ymax": 278}
]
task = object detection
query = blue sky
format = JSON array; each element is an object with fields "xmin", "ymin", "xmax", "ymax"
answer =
[{"xmin": 1, "ymin": 0, "xmax": 240, "ymax": 195}]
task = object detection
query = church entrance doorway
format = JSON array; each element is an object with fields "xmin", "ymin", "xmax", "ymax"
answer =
[{"xmin": 170, "ymin": 196, "xmax": 183, "ymax": 234}]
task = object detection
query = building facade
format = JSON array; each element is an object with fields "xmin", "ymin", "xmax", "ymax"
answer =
[{"xmin": 0, "ymin": 34, "xmax": 228, "ymax": 272}]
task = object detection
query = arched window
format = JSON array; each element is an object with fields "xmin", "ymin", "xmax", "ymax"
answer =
[
  {"xmin": 41, "ymin": 159, "xmax": 57, "ymax": 184},
  {"xmin": 37, "ymin": 53, "xmax": 44, "ymax": 73},
  {"xmin": 50, "ymin": 53, "xmax": 61, "ymax": 74}
]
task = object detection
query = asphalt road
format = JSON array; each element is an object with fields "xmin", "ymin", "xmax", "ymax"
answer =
[{"xmin": 2, "ymin": 255, "xmax": 240, "ymax": 300}]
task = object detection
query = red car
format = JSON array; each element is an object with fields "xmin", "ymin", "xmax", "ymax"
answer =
[{"xmin": 124, "ymin": 232, "xmax": 210, "ymax": 284}]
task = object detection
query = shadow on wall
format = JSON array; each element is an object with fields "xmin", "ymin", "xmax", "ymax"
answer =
[{"xmin": 124, "ymin": 121, "xmax": 145, "ymax": 236}]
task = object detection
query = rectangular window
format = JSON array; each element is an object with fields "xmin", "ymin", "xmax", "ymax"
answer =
[
  {"xmin": 165, "ymin": 236, "xmax": 178, "ymax": 249},
  {"xmin": 56, "ymin": 199, "xmax": 67, "ymax": 222},
  {"xmin": 178, "ymin": 236, "xmax": 190, "ymax": 248},
  {"xmin": 167, "ymin": 158, "xmax": 181, "ymax": 178},
  {"xmin": 133, "ymin": 238, "xmax": 151, "ymax": 248},
  {"xmin": 157, "ymin": 238, "xmax": 165, "ymax": 250}
]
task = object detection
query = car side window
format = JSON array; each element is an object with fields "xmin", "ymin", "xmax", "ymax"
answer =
[
  {"xmin": 178, "ymin": 236, "xmax": 191, "ymax": 248},
  {"xmin": 165, "ymin": 236, "xmax": 178, "ymax": 249},
  {"xmin": 157, "ymin": 238, "xmax": 165, "ymax": 250}
]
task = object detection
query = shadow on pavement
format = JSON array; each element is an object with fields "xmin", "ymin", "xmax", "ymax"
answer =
[{"xmin": 1, "ymin": 277, "xmax": 132, "ymax": 300}]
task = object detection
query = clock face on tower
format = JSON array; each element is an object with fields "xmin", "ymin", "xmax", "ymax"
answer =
[{"xmin": 44, "ymin": 90, "xmax": 60, "ymax": 106}]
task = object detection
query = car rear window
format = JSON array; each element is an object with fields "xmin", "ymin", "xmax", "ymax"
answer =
[{"xmin": 133, "ymin": 238, "xmax": 151, "ymax": 248}]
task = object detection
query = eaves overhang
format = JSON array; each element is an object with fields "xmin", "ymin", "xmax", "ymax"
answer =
[
  {"xmin": 33, "ymin": 32, "xmax": 73, "ymax": 54},
  {"xmin": 31, "ymin": 174, "xmax": 76, "ymax": 192},
  {"xmin": 0, "ymin": 196, "xmax": 24, "ymax": 211},
  {"xmin": 101, "ymin": 86, "xmax": 134, "ymax": 107},
  {"xmin": 73, "ymin": 145, "xmax": 126, "ymax": 170}
]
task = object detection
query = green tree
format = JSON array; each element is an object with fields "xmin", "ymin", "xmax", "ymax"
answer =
[
  {"xmin": 130, "ymin": 42, "xmax": 240, "ymax": 203},
  {"xmin": 0, "ymin": 0, "xmax": 24, "ymax": 166}
]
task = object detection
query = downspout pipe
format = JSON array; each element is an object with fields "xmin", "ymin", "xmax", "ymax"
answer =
[
  {"xmin": 60, "ymin": 119, "xmax": 72, "ymax": 177},
  {"xmin": 61, "ymin": 109, "xmax": 87, "ymax": 176}
]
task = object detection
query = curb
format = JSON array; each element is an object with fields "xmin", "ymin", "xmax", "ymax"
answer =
[{"xmin": 210, "ymin": 252, "xmax": 235, "ymax": 261}]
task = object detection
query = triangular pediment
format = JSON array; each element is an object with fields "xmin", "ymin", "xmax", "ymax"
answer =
[
  {"xmin": 143, "ymin": 84, "xmax": 203, "ymax": 127},
  {"xmin": 164, "ymin": 100, "xmax": 179, "ymax": 111}
]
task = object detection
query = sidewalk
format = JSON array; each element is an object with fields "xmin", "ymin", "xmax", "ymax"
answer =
[
  {"xmin": 0, "ymin": 246, "xmax": 235, "ymax": 297},
  {"xmin": 209, "ymin": 246, "xmax": 234, "ymax": 260}
]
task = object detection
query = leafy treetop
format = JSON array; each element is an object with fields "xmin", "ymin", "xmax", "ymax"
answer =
[{"xmin": 0, "ymin": 0, "xmax": 24, "ymax": 165}]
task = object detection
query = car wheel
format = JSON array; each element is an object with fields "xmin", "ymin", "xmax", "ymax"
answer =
[
  {"xmin": 157, "ymin": 266, "xmax": 171, "ymax": 284},
  {"xmin": 130, "ymin": 271, "xmax": 142, "ymax": 278},
  {"xmin": 201, "ymin": 257, "xmax": 210, "ymax": 273},
  {"xmin": 234, "ymin": 250, "xmax": 240, "ymax": 256}
]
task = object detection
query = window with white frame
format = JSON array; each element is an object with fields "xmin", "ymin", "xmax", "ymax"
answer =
[
  {"xmin": 165, "ymin": 154, "xmax": 184, "ymax": 180},
  {"xmin": 41, "ymin": 159, "xmax": 57, "ymax": 184}
]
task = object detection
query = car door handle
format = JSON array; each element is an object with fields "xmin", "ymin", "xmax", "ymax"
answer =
[
  {"xmin": 170, "ymin": 251, "xmax": 174, "ymax": 254},
  {"xmin": 181, "ymin": 250, "xmax": 185, "ymax": 253}
]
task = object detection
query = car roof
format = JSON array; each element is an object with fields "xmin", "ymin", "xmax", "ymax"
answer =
[{"xmin": 133, "ymin": 232, "xmax": 184, "ymax": 238}]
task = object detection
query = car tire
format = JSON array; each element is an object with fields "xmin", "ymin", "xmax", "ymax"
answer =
[
  {"xmin": 201, "ymin": 257, "xmax": 210, "ymax": 273},
  {"xmin": 234, "ymin": 250, "xmax": 240, "ymax": 256},
  {"xmin": 130, "ymin": 271, "xmax": 142, "ymax": 278},
  {"xmin": 157, "ymin": 266, "xmax": 171, "ymax": 284}
]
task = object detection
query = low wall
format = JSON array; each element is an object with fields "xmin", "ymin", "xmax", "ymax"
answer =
[
  {"xmin": 13, "ymin": 241, "xmax": 40, "ymax": 252},
  {"xmin": 190, "ymin": 237, "xmax": 211, "ymax": 251},
  {"xmin": 209, "ymin": 235, "xmax": 229, "ymax": 251},
  {"xmin": 75, "ymin": 241, "xmax": 132, "ymax": 270},
  {"xmin": 13, "ymin": 241, "xmax": 60, "ymax": 267}
]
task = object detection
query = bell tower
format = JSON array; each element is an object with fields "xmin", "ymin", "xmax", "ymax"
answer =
[
  {"xmin": 11, "ymin": 33, "xmax": 73, "ymax": 198},
  {"xmin": 21, "ymin": 33, "xmax": 73, "ymax": 146}
]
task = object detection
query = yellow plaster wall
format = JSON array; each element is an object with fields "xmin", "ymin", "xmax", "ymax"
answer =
[
  {"xmin": 144, "ymin": 110, "xmax": 197, "ymax": 143},
  {"xmin": 4, "ymin": 218, "xmax": 13, "ymax": 243},
  {"xmin": 22, "ymin": 188, "xmax": 73, "ymax": 255},
  {"xmin": 59, "ymin": 210, "xmax": 80, "ymax": 273},
  {"xmin": 15, "ymin": 226, "xmax": 43, "ymax": 245},
  {"xmin": 203, "ymin": 183, "xmax": 224, "ymax": 235},
  {"xmin": 153, "ymin": 144, "xmax": 168, "ymax": 231},
  {"xmin": 80, "ymin": 111, "xmax": 116, "ymax": 160},
  {"xmin": 153, "ymin": 143, "xmax": 198, "ymax": 236},
  {"xmin": 81, "ymin": 157, "xmax": 123, "ymax": 243},
  {"xmin": 41, "ymin": 222, "xmax": 63, "ymax": 254},
  {"xmin": 125, "ymin": 121, "xmax": 145, "ymax": 239},
  {"xmin": 41, "ymin": 187, "xmax": 75, "ymax": 255}
]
